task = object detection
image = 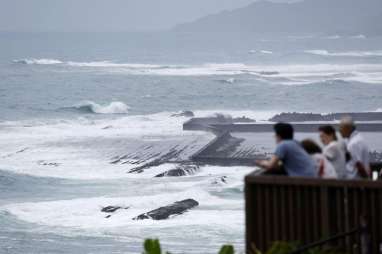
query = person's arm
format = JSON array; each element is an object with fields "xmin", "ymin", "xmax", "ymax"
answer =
[
  {"xmin": 324, "ymin": 145, "xmax": 336, "ymax": 161},
  {"xmin": 355, "ymin": 161, "xmax": 370, "ymax": 179},
  {"xmin": 348, "ymin": 143, "xmax": 370, "ymax": 178},
  {"xmin": 256, "ymin": 155, "xmax": 280, "ymax": 170}
]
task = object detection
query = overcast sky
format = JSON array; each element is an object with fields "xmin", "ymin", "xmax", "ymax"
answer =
[{"xmin": 0, "ymin": 0, "xmax": 265, "ymax": 32}]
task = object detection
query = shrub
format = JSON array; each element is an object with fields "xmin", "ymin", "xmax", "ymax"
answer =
[{"xmin": 142, "ymin": 239, "xmax": 344, "ymax": 254}]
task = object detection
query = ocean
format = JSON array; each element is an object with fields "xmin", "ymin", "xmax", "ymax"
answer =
[{"xmin": 1, "ymin": 32, "xmax": 382, "ymax": 253}]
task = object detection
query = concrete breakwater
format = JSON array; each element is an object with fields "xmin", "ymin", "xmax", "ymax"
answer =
[
  {"xmin": 184, "ymin": 112, "xmax": 382, "ymax": 166},
  {"xmin": 270, "ymin": 112, "xmax": 382, "ymax": 122},
  {"xmin": 183, "ymin": 112, "xmax": 382, "ymax": 133}
]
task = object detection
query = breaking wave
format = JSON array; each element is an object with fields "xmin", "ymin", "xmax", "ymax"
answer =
[
  {"xmin": 11, "ymin": 58, "xmax": 382, "ymax": 85},
  {"xmin": 324, "ymin": 35, "xmax": 341, "ymax": 40},
  {"xmin": 351, "ymin": 34, "xmax": 367, "ymax": 39},
  {"xmin": 13, "ymin": 58, "xmax": 63, "ymax": 65},
  {"xmin": 72, "ymin": 101, "xmax": 130, "ymax": 114},
  {"xmin": 248, "ymin": 50, "xmax": 273, "ymax": 54},
  {"xmin": 304, "ymin": 49, "xmax": 382, "ymax": 57}
]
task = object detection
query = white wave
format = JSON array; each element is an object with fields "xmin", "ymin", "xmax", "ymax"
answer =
[
  {"xmin": 1, "ymin": 185, "xmax": 244, "ymax": 228},
  {"xmin": 248, "ymin": 50, "xmax": 273, "ymax": 54},
  {"xmin": 305, "ymin": 49, "xmax": 382, "ymax": 57},
  {"xmin": 218, "ymin": 78, "xmax": 235, "ymax": 84},
  {"xmin": 13, "ymin": 58, "xmax": 63, "ymax": 65},
  {"xmin": 325, "ymin": 35, "xmax": 341, "ymax": 39},
  {"xmin": 74, "ymin": 101, "xmax": 129, "ymax": 114},
  {"xmin": 260, "ymin": 50, "xmax": 273, "ymax": 54},
  {"xmin": 66, "ymin": 61, "xmax": 166, "ymax": 69},
  {"xmin": 193, "ymin": 110, "xmax": 278, "ymax": 122},
  {"xmin": 350, "ymin": 34, "xmax": 366, "ymax": 39},
  {"xmin": 0, "ymin": 112, "xmax": 215, "ymax": 179},
  {"xmin": 11, "ymin": 58, "xmax": 382, "ymax": 84},
  {"xmin": 0, "ymin": 163, "xmax": 253, "ymax": 254}
]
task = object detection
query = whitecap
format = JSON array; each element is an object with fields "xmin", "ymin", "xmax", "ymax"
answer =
[
  {"xmin": 248, "ymin": 50, "xmax": 273, "ymax": 54},
  {"xmin": 350, "ymin": 34, "xmax": 366, "ymax": 39},
  {"xmin": 325, "ymin": 35, "xmax": 341, "ymax": 39},
  {"xmin": 11, "ymin": 58, "xmax": 382, "ymax": 85},
  {"xmin": 304, "ymin": 49, "xmax": 382, "ymax": 57},
  {"xmin": 13, "ymin": 58, "xmax": 63, "ymax": 65},
  {"xmin": 260, "ymin": 50, "xmax": 273, "ymax": 54},
  {"xmin": 66, "ymin": 61, "xmax": 165, "ymax": 69},
  {"xmin": 73, "ymin": 101, "xmax": 130, "ymax": 114}
]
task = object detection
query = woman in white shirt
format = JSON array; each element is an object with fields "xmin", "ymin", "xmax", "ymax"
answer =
[
  {"xmin": 318, "ymin": 125, "xmax": 347, "ymax": 179},
  {"xmin": 301, "ymin": 139, "xmax": 338, "ymax": 179}
]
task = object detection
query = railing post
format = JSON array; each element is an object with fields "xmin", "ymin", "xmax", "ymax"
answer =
[
  {"xmin": 360, "ymin": 215, "xmax": 371, "ymax": 254},
  {"xmin": 320, "ymin": 186, "xmax": 330, "ymax": 238}
]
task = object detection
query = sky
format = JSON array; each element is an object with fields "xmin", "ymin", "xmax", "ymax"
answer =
[{"xmin": 0, "ymin": 0, "xmax": 262, "ymax": 32}]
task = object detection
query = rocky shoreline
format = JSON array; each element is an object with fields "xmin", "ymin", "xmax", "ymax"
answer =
[{"xmin": 269, "ymin": 112, "xmax": 382, "ymax": 122}]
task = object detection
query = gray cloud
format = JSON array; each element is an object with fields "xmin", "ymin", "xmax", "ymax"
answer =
[{"xmin": 0, "ymin": 0, "xmax": 259, "ymax": 32}]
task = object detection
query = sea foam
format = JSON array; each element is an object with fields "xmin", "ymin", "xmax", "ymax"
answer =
[
  {"xmin": 12, "ymin": 58, "xmax": 382, "ymax": 85},
  {"xmin": 73, "ymin": 101, "xmax": 130, "ymax": 114},
  {"xmin": 13, "ymin": 58, "xmax": 63, "ymax": 65},
  {"xmin": 305, "ymin": 49, "xmax": 382, "ymax": 57}
]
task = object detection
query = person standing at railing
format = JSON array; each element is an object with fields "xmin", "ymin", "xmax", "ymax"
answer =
[
  {"xmin": 339, "ymin": 117, "xmax": 371, "ymax": 179},
  {"xmin": 318, "ymin": 125, "xmax": 347, "ymax": 179},
  {"xmin": 256, "ymin": 123, "xmax": 316, "ymax": 177},
  {"xmin": 301, "ymin": 139, "xmax": 338, "ymax": 179}
]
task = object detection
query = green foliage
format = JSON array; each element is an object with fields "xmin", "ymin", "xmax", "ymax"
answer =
[
  {"xmin": 265, "ymin": 241, "xmax": 297, "ymax": 254},
  {"xmin": 143, "ymin": 239, "xmax": 162, "ymax": 254},
  {"xmin": 141, "ymin": 239, "xmax": 344, "ymax": 254},
  {"xmin": 305, "ymin": 246, "xmax": 344, "ymax": 254},
  {"xmin": 218, "ymin": 245, "xmax": 235, "ymax": 254},
  {"xmin": 251, "ymin": 241, "xmax": 345, "ymax": 254}
]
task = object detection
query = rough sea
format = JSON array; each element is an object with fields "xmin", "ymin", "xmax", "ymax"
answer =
[{"xmin": 1, "ymin": 32, "xmax": 382, "ymax": 253}]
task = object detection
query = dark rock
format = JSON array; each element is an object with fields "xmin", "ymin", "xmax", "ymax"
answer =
[
  {"xmin": 212, "ymin": 176, "xmax": 228, "ymax": 184},
  {"xmin": 105, "ymin": 215, "xmax": 112, "ymax": 219},
  {"xmin": 101, "ymin": 206, "xmax": 129, "ymax": 213},
  {"xmin": 37, "ymin": 160, "xmax": 61, "ymax": 167},
  {"xmin": 15, "ymin": 147, "xmax": 29, "ymax": 154},
  {"xmin": 171, "ymin": 111, "xmax": 195, "ymax": 118},
  {"xmin": 233, "ymin": 116, "xmax": 256, "ymax": 123},
  {"xmin": 155, "ymin": 164, "xmax": 199, "ymax": 177},
  {"xmin": 133, "ymin": 199, "xmax": 199, "ymax": 220}
]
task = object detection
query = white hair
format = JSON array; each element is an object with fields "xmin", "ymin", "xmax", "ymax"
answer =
[{"xmin": 340, "ymin": 116, "xmax": 355, "ymax": 127}]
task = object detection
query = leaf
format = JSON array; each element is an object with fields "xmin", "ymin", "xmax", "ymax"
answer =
[
  {"xmin": 250, "ymin": 243, "xmax": 262, "ymax": 254},
  {"xmin": 265, "ymin": 242, "xmax": 297, "ymax": 254},
  {"xmin": 143, "ymin": 239, "xmax": 162, "ymax": 254},
  {"xmin": 219, "ymin": 245, "xmax": 235, "ymax": 254}
]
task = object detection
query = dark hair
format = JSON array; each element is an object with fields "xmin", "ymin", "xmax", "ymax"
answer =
[
  {"xmin": 318, "ymin": 125, "xmax": 338, "ymax": 140},
  {"xmin": 274, "ymin": 123, "xmax": 294, "ymax": 140},
  {"xmin": 301, "ymin": 139, "xmax": 322, "ymax": 154}
]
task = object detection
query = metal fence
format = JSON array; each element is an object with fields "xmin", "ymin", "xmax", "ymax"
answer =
[{"xmin": 245, "ymin": 164, "xmax": 382, "ymax": 253}]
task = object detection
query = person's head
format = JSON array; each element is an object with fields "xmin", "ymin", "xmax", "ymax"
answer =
[
  {"xmin": 339, "ymin": 116, "xmax": 356, "ymax": 138},
  {"xmin": 274, "ymin": 123, "xmax": 294, "ymax": 143},
  {"xmin": 319, "ymin": 125, "xmax": 337, "ymax": 145},
  {"xmin": 301, "ymin": 139, "xmax": 322, "ymax": 155}
]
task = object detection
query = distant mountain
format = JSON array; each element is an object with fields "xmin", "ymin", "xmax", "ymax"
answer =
[{"xmin": 174, "ymin": 0, "xmax": 382, "ymax": 36}]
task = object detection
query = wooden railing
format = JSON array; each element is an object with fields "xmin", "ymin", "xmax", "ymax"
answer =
[{"xmin": 245, "ymin": 163, "xmax": 382, "ymax": 254}]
